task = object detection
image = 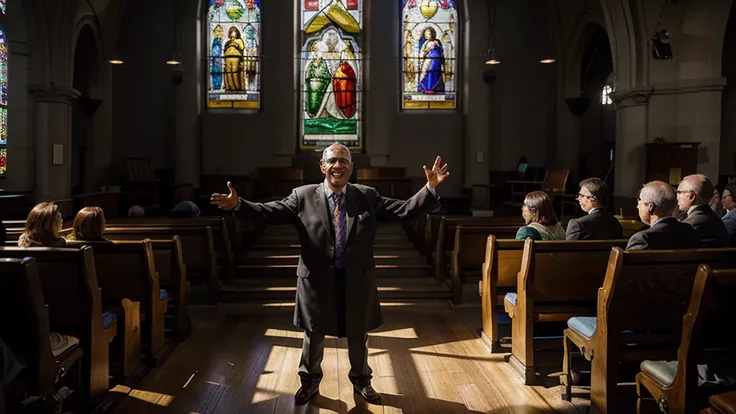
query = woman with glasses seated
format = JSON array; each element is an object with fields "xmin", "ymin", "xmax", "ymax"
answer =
[
  {"xmin": 515, "ymin": 191, "xmax": 565, "ymax": 240},
  {"xmin": 18, "ymin": 202, "xmax": 67, "ymax": 248}
]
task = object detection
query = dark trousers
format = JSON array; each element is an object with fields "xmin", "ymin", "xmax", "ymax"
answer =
[{"xmin": 297, "ymin": 269, "xmax": 372, "ymax": 388}]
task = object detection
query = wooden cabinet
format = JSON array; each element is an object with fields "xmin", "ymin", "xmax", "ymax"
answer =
[{"xmin": 645, "ymin": 142, "xmax": 700, "ymax": 185}]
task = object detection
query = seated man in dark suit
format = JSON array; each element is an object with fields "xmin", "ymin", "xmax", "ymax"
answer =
[
  {"xmin": 676, "ymin": 174, "xmax": 729, "ymax": 247},
  {"xmin": 565, "ymin": 177, "xmax": 623, "ymax": 240},
  {"xmin": 626, "ymin": 180, "xmax": 702, "ymax": 250},
  {"xmin": 721, "ymin": 183, "xmax": 736, "ymax": 246}
]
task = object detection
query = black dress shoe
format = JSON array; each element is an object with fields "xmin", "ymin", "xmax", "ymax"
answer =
[
  {"xmin": 353, "ymin": 384, "xmax": 381, "ymax": 403},
  {"xmin": 295, "ymin": 385, "xmax": 319, "ymax": 405}
]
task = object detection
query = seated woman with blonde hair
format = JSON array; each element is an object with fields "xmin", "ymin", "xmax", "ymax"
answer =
[
  {"xmin": 69, "ymin": 207, "xmax": 109, "ymax": 242},
  {"xmin": 516, "ymin": 191, "xmax": 566, "ymax": 240},
  {"xmin": 18, "ymin": 202, "xmax": 66, "ymax": 247}
]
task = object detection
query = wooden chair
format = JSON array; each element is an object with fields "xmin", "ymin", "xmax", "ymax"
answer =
[
  {"xmin": 504, "ymin": 238, "xmax": 627, "ymax": 384},
  {"xmin": 635, "ymin": 265, "xmax": 736, "ymax": 413},
  {"xmin": 0, "ymin": 258, "xmax": 84, "ymax": 399},
  {"xmin": 561, "ymin": 247, "xmax": 736, "ymax": 413},
  {"xmin": 0, "ymin": 247, "xmax": 115, "ymax": 410}
]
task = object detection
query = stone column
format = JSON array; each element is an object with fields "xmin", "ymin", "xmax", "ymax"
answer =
[
  {"xmin": 28, "ymin": 84, "xmax": 79, "ymax": 201},
  {"xmin": 174, "ymin": 11, "xmax": 202, "ymax": 200},
  {"xmin": 610, "ymin": 87, "xmax": 653, "ymax": 206}
]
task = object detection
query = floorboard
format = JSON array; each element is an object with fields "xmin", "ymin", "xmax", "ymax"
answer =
[{"xmin": 109, "ymin": 303, "xmax": 591, "ymax": 413}]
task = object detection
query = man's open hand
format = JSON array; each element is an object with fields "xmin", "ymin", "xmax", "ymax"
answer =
[
  {"xmin": 424, "ymin": 156, "xmax": 450, "ymax": 189},
  {"xmin": 210, "ymin": 181, "xmax": 239, "ymax": 211}
]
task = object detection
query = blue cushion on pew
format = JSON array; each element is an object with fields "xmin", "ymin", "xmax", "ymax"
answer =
[
  {"xmin": 160, "ymin": 289, "xmax": 167, "ymax": 301},
  {"xmin": 504, "ymin": 292, "xmax": 517, "ymax": 306},
  {"xmin": 102, "ymin": 311, "xmax": 116, "ymax": 329},
  {"xmin": 567, "ymin": 316, "xmax": 596, "ymax": 340}
]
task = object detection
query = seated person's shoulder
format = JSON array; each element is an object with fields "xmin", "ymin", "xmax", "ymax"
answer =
[{"xmin": 516, "ymin": 225, "xmax": 541, "ymax": 240}]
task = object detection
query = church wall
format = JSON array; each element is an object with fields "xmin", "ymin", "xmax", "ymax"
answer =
[
  {"xmin": 107, "ymin": 0, "xmax": 557, "ymax": 196},
  {"xmin": 1, "ymin": 1, "xmax": 34, "ymax": 192},
  {"xmin": 721, "ymin": 5, "xmax": 736, "ymax": 176},
  {"xmin": 111, "ymin": 0, "xmax": 178, "ymax": 178}
]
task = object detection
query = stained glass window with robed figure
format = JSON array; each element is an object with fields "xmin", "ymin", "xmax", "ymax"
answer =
[
  {"xmin": 401, "ymin": 0, "xmax": 458, "ymax": 110},
  {"xmin": 0, "ymin": 25, "xmax": 7, "ymax": 175},
  {"xmin": 206, "ymin": 0, "xmax": 261, "ymax": 109},
  {"xmin": 0, "ymin": 0, "xmax": 6, "ymax": 15},
  {"xmin": 299, "ymin": 0, "xmax": 362, "ymax": 150}
]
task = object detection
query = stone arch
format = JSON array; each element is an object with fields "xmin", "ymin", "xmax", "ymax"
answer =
[
  {"xmin": 563, "ymin": 9, "xmax": 608, "ymax": 98},
  {"xmin": 600, "ymin": 0, "xmax": 648, "ymax": 90}
]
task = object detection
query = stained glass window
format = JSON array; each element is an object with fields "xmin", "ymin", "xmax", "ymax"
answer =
[
  {"xmin": 0, "ymin": 25, "xmax": 7, "ymax": 176},
  {"xmin": 0, "ymin": 0, "xmax": 5, "ymax": 15},
  {"xmin": 299, "ymin": 0, "xmax": 362, "ymax": 150},
  {"xmin": 401, "ymin": 0, "xmax": 458, "ymax": 110},
  {"xmin": 206, "ymin": 0, "xmax": 261, "ymax": 109}
]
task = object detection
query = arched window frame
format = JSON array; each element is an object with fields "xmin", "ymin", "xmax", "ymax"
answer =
[
  {"xmin": 400, "ymin": 0, "xmax": 459, "ymax": 110},
  {"xmin": 204, "ymin": 0, "xmax": 262, "ymax": 110},
  {"xmin": 298, "ymin": 0, "xmax": 363, "ymax": 151}
]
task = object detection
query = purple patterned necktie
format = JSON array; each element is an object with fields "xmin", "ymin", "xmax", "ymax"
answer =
[{"xmin": 332, "ymin": 193, "xmax": 346, "ymax": 269}]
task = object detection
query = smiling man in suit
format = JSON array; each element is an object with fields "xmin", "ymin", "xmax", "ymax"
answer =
[
  {"xmin": 626, "ymin": 180, "xmax": 701, "ymax": 250},
  {"xmin": 676, "ymin": 174, "xmax": 729, "ymax": 247},
  {"xmin": 211, "ymin": 143, "xmax": 449, "ymax": 404},
  {"xmin": 565, "ymin": 177, "xmax": 623, "ymax": 240}
]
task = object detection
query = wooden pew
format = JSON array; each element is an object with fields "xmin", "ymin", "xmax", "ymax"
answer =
[
  {"xmin": 0, "ymin": 247, "xmax": 116, "ymax": 410},
  {"xmin": 449, "ymin": 225, "xmax": 521, "ymax": 304},
  {"xmin": 504, "ymin": 238, "xmax": 628, "ymax": 384},
  {"xmin": 635, "ymin": 265, "xmax": 736, "ymax": 413},
  {"xmin": 107, "ymin": 216, "xmax": 234, "ymax": 284},
  {"xmin": 72, "ymin": 237, "xmax": 191, "ymax": 341},
  {"xmin": 424, "ymin": 214, "xmax": 521, "ymax": 257},
  {"xmin": 66, "ymin": 239, "xmax": 171, "ymax": 375},
  {"xmin": 709, "ymin": 391, "xmax": 736, "ymax": 413},
  {"xmin": 99, "ymin": 226, "xmax": 218, "ymax": 304},
  {"xmin": 431, "ymin": 216, "xmax": 522, "ymax": 280},
  {"xmin": 0, "ymin": 257, "xmax": 84, "ymax": 400},
  {"xmin": 561, "ymin": 247, "xmax": 736, "ymax": 413}
]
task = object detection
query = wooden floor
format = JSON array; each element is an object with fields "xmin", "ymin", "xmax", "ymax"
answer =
[{"xmin": 109, "ymin": 302, "xmax": 591, "ymax": 414}]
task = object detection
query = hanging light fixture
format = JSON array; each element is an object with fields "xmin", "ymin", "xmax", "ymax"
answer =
[
  {"xmin": 84, "ymin": 0, "xmax": 124, "ymax": 64},
  {"xmin": 539, "ymin": 1, "xmax": 556, "ymax": 64},
  {"xmin": 167, "ymin": 0, "xmax": 182, "ymax": 65},
  {"xmin": 485, "ymin": 48, "xmax": 500, "ymax": 65},
  {"xmin": 484, "ymin": 1, "xmax": 499, "ymax": 65}
]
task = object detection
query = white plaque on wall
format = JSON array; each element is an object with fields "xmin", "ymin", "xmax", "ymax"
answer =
[{"xmin": 52, "ymin": 144, "xmax": 63, "ymax": 165}]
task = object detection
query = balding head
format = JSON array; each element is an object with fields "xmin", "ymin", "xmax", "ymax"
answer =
[
  {"xmin": 637, "ymin": 180, "xmax": 677, "ymax": 224},
  {"xmin": 320, "ymin": 142, "xmax": 353, "ymax": 191},
  {"xmin": 677, "ymin": 174, "xmax": 713, "ymax": 211}
]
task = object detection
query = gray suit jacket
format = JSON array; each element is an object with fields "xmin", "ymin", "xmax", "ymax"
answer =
[
  {"xmin": 625, "ymin": 216, "xmax": 702, "ymax": 250},
  {"xmin": 682, "ymin": 204, "xmax": 729, "ymax": 248},
  {"xmin": 236, "ymin": 183, "xmax": 440, "ymax": 337},
  {"xmin": 565, "ymin": 210, "xmax": 623, "ymax": 240},
  {"xmin": 722, "ymin": 209, "xmax": 736, "ymax": 247}
]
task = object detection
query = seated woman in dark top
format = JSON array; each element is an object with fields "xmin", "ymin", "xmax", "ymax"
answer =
[
  {"xmin": 515, "ymin": 191, "xmax": 566, "ymax": 240},
  {"xmin": 68, "ymin": 207, "xmax": 110, "ymax": 242},
  {"xmin": 18, "ymin": 202, "xmax": 66, "ymax": 247}
]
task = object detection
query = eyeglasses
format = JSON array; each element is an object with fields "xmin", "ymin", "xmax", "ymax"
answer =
[{"xmin": 323, "ymin": 157, "xmax": 351, "ymax": 166}]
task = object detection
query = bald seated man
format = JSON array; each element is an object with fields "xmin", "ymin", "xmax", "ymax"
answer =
[
  {"xmin": 676, "ymin": 174, "xmax": 729, "ymax": 248},
  {"xmin": 626, "ymin": 180, "xmax": 701, "ymax": 250}
]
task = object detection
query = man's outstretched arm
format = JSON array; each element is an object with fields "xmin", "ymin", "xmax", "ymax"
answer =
[{"xmin": 211, "ymin": 181, "xmax": 298, "ymax": 224}]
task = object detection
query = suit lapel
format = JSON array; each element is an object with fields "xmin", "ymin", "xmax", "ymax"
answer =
[
  {"xmin": 346, "ymin": 184, "xmax": 358, "ymax": 239},
  {"xmin": 314, "ymin": 184, "xmax": 333, "ymax": 241}
]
